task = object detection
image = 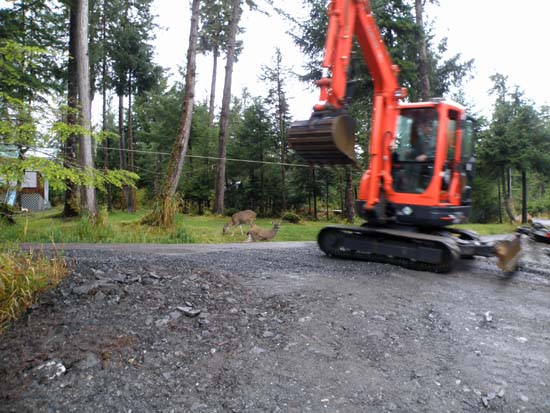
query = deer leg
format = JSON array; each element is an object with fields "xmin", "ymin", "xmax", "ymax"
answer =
[{"xmin": 239, "ymin": 225, "xmax": 244, "ymax": 236}]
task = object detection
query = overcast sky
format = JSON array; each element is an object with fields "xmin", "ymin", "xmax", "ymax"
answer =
[{"xmin": 153, "ymin": 0, "xmax": 549, "ymax": 120}]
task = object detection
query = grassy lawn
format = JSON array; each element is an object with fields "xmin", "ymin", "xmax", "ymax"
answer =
[
  {"xmin": 0, "ymin": 207, "xmax": 331, "ymax": 244},
  {"xmin": 0, "ymin": 206, "xmax": 520, "ymax": 244}
]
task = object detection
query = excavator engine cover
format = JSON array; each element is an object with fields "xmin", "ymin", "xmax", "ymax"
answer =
[{"xmin": 288, "ymin": 114, "xmax": 358, "ymax": 166}]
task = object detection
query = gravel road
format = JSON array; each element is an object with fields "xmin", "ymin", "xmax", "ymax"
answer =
[{"xmin": 1, "ymin": 237, "xmax": 550, "ymax": 412}]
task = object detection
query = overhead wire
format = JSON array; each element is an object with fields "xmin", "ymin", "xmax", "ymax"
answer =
[
  {"xmin": 94, "ymin": 145, "xmax": 312, "ymax": 168},
  {"xmin": 15, "ymin": 143, "xmax": 314, "ymax": 169},
  {"xmin": 14, "ymin": 143, "xmax": 364, "ymax": 176}
]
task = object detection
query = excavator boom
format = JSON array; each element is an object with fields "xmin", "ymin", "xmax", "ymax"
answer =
[{"xmin": 288, "ymin": 0, "xmax": 406, "ymax": 208}]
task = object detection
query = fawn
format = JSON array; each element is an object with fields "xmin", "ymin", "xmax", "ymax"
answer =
[{"xmin": 246, "ymin": 221, "xmax": 281, "ymax": 242}]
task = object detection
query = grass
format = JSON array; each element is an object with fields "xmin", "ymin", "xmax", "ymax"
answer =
[
  {"xmin": 0, "ymin": 207, "xmax": 521, "ymax": 245},
  {"xmin": 453, "ymin": 222, "xmax": 518, "ymax": 235},
  {"xmin": 0, "ymin": 244, "xmax": 67, "ymax": 332},
  {"xmin": 0, "ymin": 207, "xmax": 337, "ymax": 244}
]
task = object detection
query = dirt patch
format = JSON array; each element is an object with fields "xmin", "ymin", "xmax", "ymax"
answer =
[{"xmin": 1, "ymin": 238, "xmax": 549, "ymax": 412}]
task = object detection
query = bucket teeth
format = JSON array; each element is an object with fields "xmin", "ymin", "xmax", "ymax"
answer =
[
  {"xmin": 494, "ymin": 234, "xmax": 521, "ymax": 272},
  {"xmin": 288, "ymin": 114, "xmax": 358, "ymax": 166}
]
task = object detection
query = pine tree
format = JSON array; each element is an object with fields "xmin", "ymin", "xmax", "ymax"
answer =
[
  {"xmin": 213, "ymin": 0, "xmax": 243, "ymax": 215},
  {"xmin": 142, "ymin": 0, "xmax": 200, "ymax": 227}
]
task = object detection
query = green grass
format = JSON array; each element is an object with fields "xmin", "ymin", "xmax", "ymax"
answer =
[
  {"xmin": 0, "ymin": 207, "xmax": 520, "ymax": 244},
  {"xmin": 0, "ymin": 207, "xmax": 333, "ymax": 244},
  {"xmin": 453, "ymin": 222, "xmax": 518, "ymax": 236}
]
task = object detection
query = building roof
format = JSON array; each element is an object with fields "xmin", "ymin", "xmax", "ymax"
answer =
[{"xmin": 0, "ymin": 145, "xmax": 20, "ymax": 159}]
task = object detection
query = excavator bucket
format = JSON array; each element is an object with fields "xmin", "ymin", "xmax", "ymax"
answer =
[
  {"xmin": 494, "ymin": 234, "xmax": 522, "ymax": 272},
  {"xmin": 288, "ymin": 114, "xmax": 358, "ymax": 166}
]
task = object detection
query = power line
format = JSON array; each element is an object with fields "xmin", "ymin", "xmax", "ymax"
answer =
[
  {"xmin": 15, "ymin": 143, "xmax": 364, "ymax": 172},
  {"xmin": 95, "ymin": 145, "xmax": 311, "ymax": 168},
  {"xmin": 19, "ymin": 143, "xmax": 312, "ymax": 168}
]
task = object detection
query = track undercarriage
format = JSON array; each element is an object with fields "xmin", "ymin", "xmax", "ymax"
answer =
[{"xmin": 318, "ymin": 224, "xmax": 521, "ymax": 273}]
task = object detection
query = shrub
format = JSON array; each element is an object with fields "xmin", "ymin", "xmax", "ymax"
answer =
[
  {"xmin": 281, "ymin": 211, "xmax": 302, "ymax": 224},
  {"xmin": 168, "ymin": 226, "xmax": 196, "ymax": 243},
  {"xmin": 0, "ymin": 202, "xmax": 15, "ymax": 225},
  {"xmin": 224, "ymin": 208, "xmax": 237, "ymax": 217},
  {"xmin": 74, "ymin": 212, "xmax": 114, "ymax": 242}
]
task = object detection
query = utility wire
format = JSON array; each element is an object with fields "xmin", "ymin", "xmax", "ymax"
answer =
[
  {"xmin": 19, "ymin": 143, "xmax": 313, "ymax": 168},
  {"xmin": 17, "ymin": 144, "xmax": 363, "ymax": 173},
  {"xmin": 94, "ymin": 145, "xmax": 311, "ymax": 168}
]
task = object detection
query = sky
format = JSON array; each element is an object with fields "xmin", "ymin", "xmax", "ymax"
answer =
[{"xmin": 153, "ymin": 1, "xmax": 550, "ymax": 120}]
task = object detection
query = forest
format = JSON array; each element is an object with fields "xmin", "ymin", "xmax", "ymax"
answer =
[{"xmin": 2, "ymin": 0, "xmax": 550, "ymax": 227}]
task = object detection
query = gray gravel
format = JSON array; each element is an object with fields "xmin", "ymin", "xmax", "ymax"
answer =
[{"xmin": 1, "ymin": 237, "xmax": 550, "ymax": 412}]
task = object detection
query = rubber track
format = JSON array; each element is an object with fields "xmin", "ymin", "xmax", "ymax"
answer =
[{"xmin": 318, "ymin": 226, "xmax": 454, "ymax": 273}]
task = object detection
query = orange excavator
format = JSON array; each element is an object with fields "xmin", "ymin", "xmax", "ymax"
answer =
[{"xmin": 288, "ymin": 0, "xmax": 520, "ymax": 273}]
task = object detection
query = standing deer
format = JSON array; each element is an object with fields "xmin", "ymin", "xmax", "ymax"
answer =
[
  {"xmin": 246, "ymin": 221, "xmax": 281, "ymax": 242},
  {"xmin": 223, "ymin": 210, "xmax": 257, "ymax": 236}
]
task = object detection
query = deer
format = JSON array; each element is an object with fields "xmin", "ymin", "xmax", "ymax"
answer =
[
  {"xmin": 245, "ymin": 221, "xmax": 281, "ymax": 242},
  {"xmin": 222, "ymin": 210, "xmax": 257, "ymax": 237}
]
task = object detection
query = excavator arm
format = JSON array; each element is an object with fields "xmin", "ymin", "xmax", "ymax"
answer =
[
  {"xmin": 314, "ymin": 0, "xmax": 405, "ymax": 111},
  {"xmin": 289, "ymin": 0, "xmax": 406, "ymax": 210}
]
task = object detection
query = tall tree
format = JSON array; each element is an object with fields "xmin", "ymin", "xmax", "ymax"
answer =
[
  {"xmin": 63, "ymin": 3, "xmax": 80, "ymax": 217},
  {"xmin": 415, "ymin": 0, "xmax": 431, "ymax": 100},
  {"xmin": 142, "ymin": 0, "xmax": 200, "ymax": 227},
  {"xmin": 261, "ymin": 48, "xmax": 291, "ymax": 212},
  {"xmin": 198, "ymin": 1, "xmax": 227, "ymax": 126},
  {"xmin": 110, "ymin": 0, "xmax": 159, "ymax": 212},
  {"xmin": 213, "ymin": 0, "xmax": 242, "ymax": 215},
  {"xmin": 198, "ymin": 1, "xmax": 245, "ymax": 126},
  {"xmin": 477, "ymin": 74, "xmax": 550, "ymax": 223},
  {"xmin": 74, "ymin": 0, "xmax": 97, "ymax": 218}
]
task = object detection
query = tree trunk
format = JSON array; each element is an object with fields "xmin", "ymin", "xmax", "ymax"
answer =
[
  {"xmin": 101, "ymin": 7, "xmax": 111, "ymax": 212},
  {"xmin": 208, "ymin": 46, "xmax": 218, "ymax": 126},
  {"xmin": 521, "ymin": 169, "xmax": 527, "ymax": 224},
  {"xmin": 312, "ymin": 166, "xmax": 318, "ymax": 220},
  {"xmin": 145, "ymin": 0, "xmax": 200, "ymax": 226},
  {"xmin": 415, "ymin": 0, "xmax": 431, "ymax": 100},
  {"xmin": 277, "ymin": 69, "xmax": 287, "ymax": 212},
  {"xmin": 504, "ymin": 167, "xmax": 515, "ymax": 222},
  {"xmin": 345, "ymin": 166, "xmax": 355, "ymax": 223},
  {"xmin": 497, "ymin": 169, "xmax": 502, "ymax": 224},
  {"xmin": 153, "ymin": 152, "xmax": 160, "ymax": 197},
  {"xmin": 118, "ymin": 93, "xmax": 131, "ymax": 210},
  {"xmin": 126, "ymin": 74, "xmax": 136, "ymax": 212},
  {"xmin": 325, "ymin": 174, "xmax": 329, "ymax": 221},
  {"xmin": 64, "ymin": 3, "xmax": 80, "ymax": 218},
  {"xmin": 212, "ymin": 0, "xmax": 241, "ymax": 215},
  {"xmin": 506, "ymin": 167, "xmax": 512, "ymax": 197},
  {"xmin": 75, "ymin": 0, "xmax": 97, "ymax": 219},
  {"xmin": 102, "ymin": 82, "xmax": 111, "ymax": 211},
  {"xmin": 279, "ymin": 131, "xmax": 287, "ymax": 213}
]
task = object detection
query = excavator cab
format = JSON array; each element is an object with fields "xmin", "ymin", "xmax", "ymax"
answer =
[
  {"xmin": 391, "ymin": 108, "xmax": 438, "ymax": 194},
  {"xmin": 352, "ymin": 100, "xmax": 478, "ymax": 228}
]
